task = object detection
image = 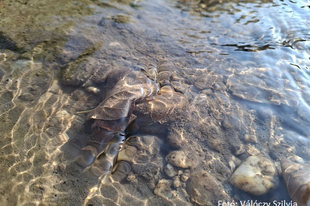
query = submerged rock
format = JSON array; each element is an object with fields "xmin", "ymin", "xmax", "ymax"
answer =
[
  {"xmin": 86, "ymin": 68, "xmax": 158, "ymax": 133},
  {"xmin": 164, "ymin": 163, "xmax": 177, "ymax": 178},
  {"xmin": 172, "ymin": 176, "xmax": 181, "ymax": 188},
  {"xmin": 281, "ymin": 159, "xmax": 310, "ymax": 206},
  {"xmin": 87, "ymin": 134, "xmax": 125, "ymax": 177},
  {"xmin": 230, "ymin": 156, "xmax": 278, "ymax": 195},
  {"xmin": 166, "ymin": 150, "xmax": 199, "ymax": 169},
  {"xmin": 187, "ymin": 171, "xmax": 231, "ymax": 206},
  {"xmin": 74, "ymin": 67, "xmax": 159, "ymax": 171},
  {"xmin": 146, "ymin": 85, "xmax": 190, "ymax": 123},
  {"xmin": 154, "ymin": 179, "xmax": 173, "ymax": 199}
]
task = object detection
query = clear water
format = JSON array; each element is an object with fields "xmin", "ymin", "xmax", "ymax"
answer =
[{"xmin": 0, "ymin": 0, "xmax": 310, "ymax": 205}]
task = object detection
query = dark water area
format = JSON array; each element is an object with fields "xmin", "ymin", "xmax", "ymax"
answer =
[{"xmin": 0, "ymin": 0, "xmax": 310, "ymax": 205}]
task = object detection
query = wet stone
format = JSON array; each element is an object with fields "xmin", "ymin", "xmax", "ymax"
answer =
[
  {"xmin": 154, "ymin": 179, "xmax": 173, "ymax": 199},
  {"xmin": 164, "ymin": 163, "xmax": 177, "ymax": 178},
  {"xmin": 3, "ymin": 0, "xmax": 310, "ymax": 205},
  {"xmin": 187, "ymin": 171, "xmax": 231, "ymax": 206},
  {"xmin": 132, "ymin": 163, "xmax": 160, "ymax": 181},
  {"xmin": 117, "ymin": 135, "xmax": 163, "ymax": 164},
  {"xmin": 194, "ymin": 74, "xmax": 222, "ymax": 91},
  {"xmin": 112, "ymin": 161, "xmax": 132, "ymax": 182},
  {"xmin": 126, "ymin": 172, "xmax": 136, "ymax": 182},
  {"xmin": 173, "ymin": 176, "xmax": 181, "ymax": 188},
  {"xmin": 180, "ymin": 172, "xmax": 190, "ymax": 182},
  {"xmin": 146, "ymin": 85, "xmax": 190, "ymax": 123},
  {"xmin": 167, "ymin": 129, "xmax": 185, "ymax": 148},
  {"xmin": 226, "ymin": 131, "xmax": 245, "ymax": 155},
  {"xmin": 165, "ymin": 150, "xmax": 199, "ymax": 169},
  {"xmin": 281, "ymin": 159, "xmax": 310, "ymax": 206},
  {"xmin": 157, "ymin": 71, "xmax": 171, "ymax": 87},
  {"xmin": 230, "ymin": 156, "xmax": 279, "ymax": 195}
]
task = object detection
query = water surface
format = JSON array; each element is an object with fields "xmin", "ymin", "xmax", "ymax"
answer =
[{"xmin": 0, "ymin": 0, "xmax": 310, "ymax": 205}]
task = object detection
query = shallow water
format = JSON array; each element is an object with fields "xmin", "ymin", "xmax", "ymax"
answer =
[{"xmin": 0, "ymin": 0, "xmax": 310, "ymax": 205}]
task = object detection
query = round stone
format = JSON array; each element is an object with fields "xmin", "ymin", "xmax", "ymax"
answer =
[
  {"xmin": 164, "ymin": 163, "xmax": 177, "ymax": 178},
  {"xmin": 230, "ymin": 156, "xmax": 278, "ymax": 195},
  {"xmin": 165, "ymin": 150, "xmax": 199, "ymax": 169}
]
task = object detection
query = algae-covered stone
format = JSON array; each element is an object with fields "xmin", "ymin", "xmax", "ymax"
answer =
[{"xmin": 230, "ymin": 156, "xmax": 278, "ymax": 195}]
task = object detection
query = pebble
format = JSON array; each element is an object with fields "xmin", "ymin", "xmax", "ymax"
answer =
[
  {"xmin": 164, "ymin": 163, "xmax": 177, "ymax": 178},
  {"xmin": 126, "ymin": 172, "xmax": 136, "ymax": 182},
  {"xmin": 180, "ymin": 173, "xmax": 190, "ymax": 182},
  {"xmin": 187, "ymin": 171, "xmax": 230, "ymax": 205},
  {"xmin": 173, "ymin": 176, "xmax": 181, "ymax": 188},
  {"xmin": 166, "ymin": 150, "xmax": 187, "ymax": 168},
  {"xmin": 230, "ymin": 156, "xmax": 278, "ymax": 195},
  {"xmin": 166, "ymin": 150, "xmax": 198, "ymax": 169},
  {"xmin": 154, "ymin": 179, "xmax": 172, "ymax": 199},
  {"xmin": 86, "ymin": 86, "xmax": 100, "ymax": 94}
]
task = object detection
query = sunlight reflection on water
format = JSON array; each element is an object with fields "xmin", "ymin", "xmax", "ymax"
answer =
[{"xmin": 0, "ymin": 0, "xmax": 310, "ymax": 205}]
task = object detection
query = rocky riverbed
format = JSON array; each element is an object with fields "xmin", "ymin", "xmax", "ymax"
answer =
[{"xmin": 1, "ymin": 0, "xmax": 310, "ymax": 205}]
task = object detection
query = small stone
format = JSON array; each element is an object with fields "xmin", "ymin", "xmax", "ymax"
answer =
[
  {"xmin": 126, "ymin": 172, "xmax": 136, "ymax": 182},
  {"xmin": 173, "ymin": 176, "xmax": 181, "ymax": 188},
  {"xmin": 117, "ymin": 145, "xmax": 137, "ymax": 163},
  {"xmin": 166, "ymin": 151, "xmax": 187, "ymax": 168},
  {"xmin": 228, "ymin": 160, "xmax": 236, "ymax": 172},
  {"xmin": 86, "ymin": 86, "xmax": 100, "ymax": 94},
  {"xmin": 194, "ymin": 74, "xmax": 209, "ymax": 90},
  {"xmin": 154, "ymin": 179, "xmax": 172, "ymax": 199},
  {"xmin": 200, "ymin": 3, "xmax": 206, "ymax": 9},
  {"xmin": 112, "ymin": 161, "xmax": 132, "ymax": 181},
  {"xmin": 180, "ymin": 173, "xmax": 190, "ymax": 182},
  {"xmin": 164, "ymin": 163, "xmax": 177, "ymax": 178},
  {"xmin": 166, "ymin": 150, "xmax": 199, "ymax": 169},
  {"xmin": 187, "ymin": 171, "xmax": 231, "ymax": 205},
  {"xmin": 0, "ymin": 53, "xmax": 7, "ymax": 62},
  {"xmin": 230, "ymin": 156, "xmax": 278, "ymax": 195},
  {"xmin": 168, "ymin": 132, "xmax": 184, "ymax": 148},
  {"xmin": 288, "ymin": 155, "xmax": 305, "ymax": 164},
  {"xmin": 244, "ymin": 134, "xmax": 258, "ymax": 144}
]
